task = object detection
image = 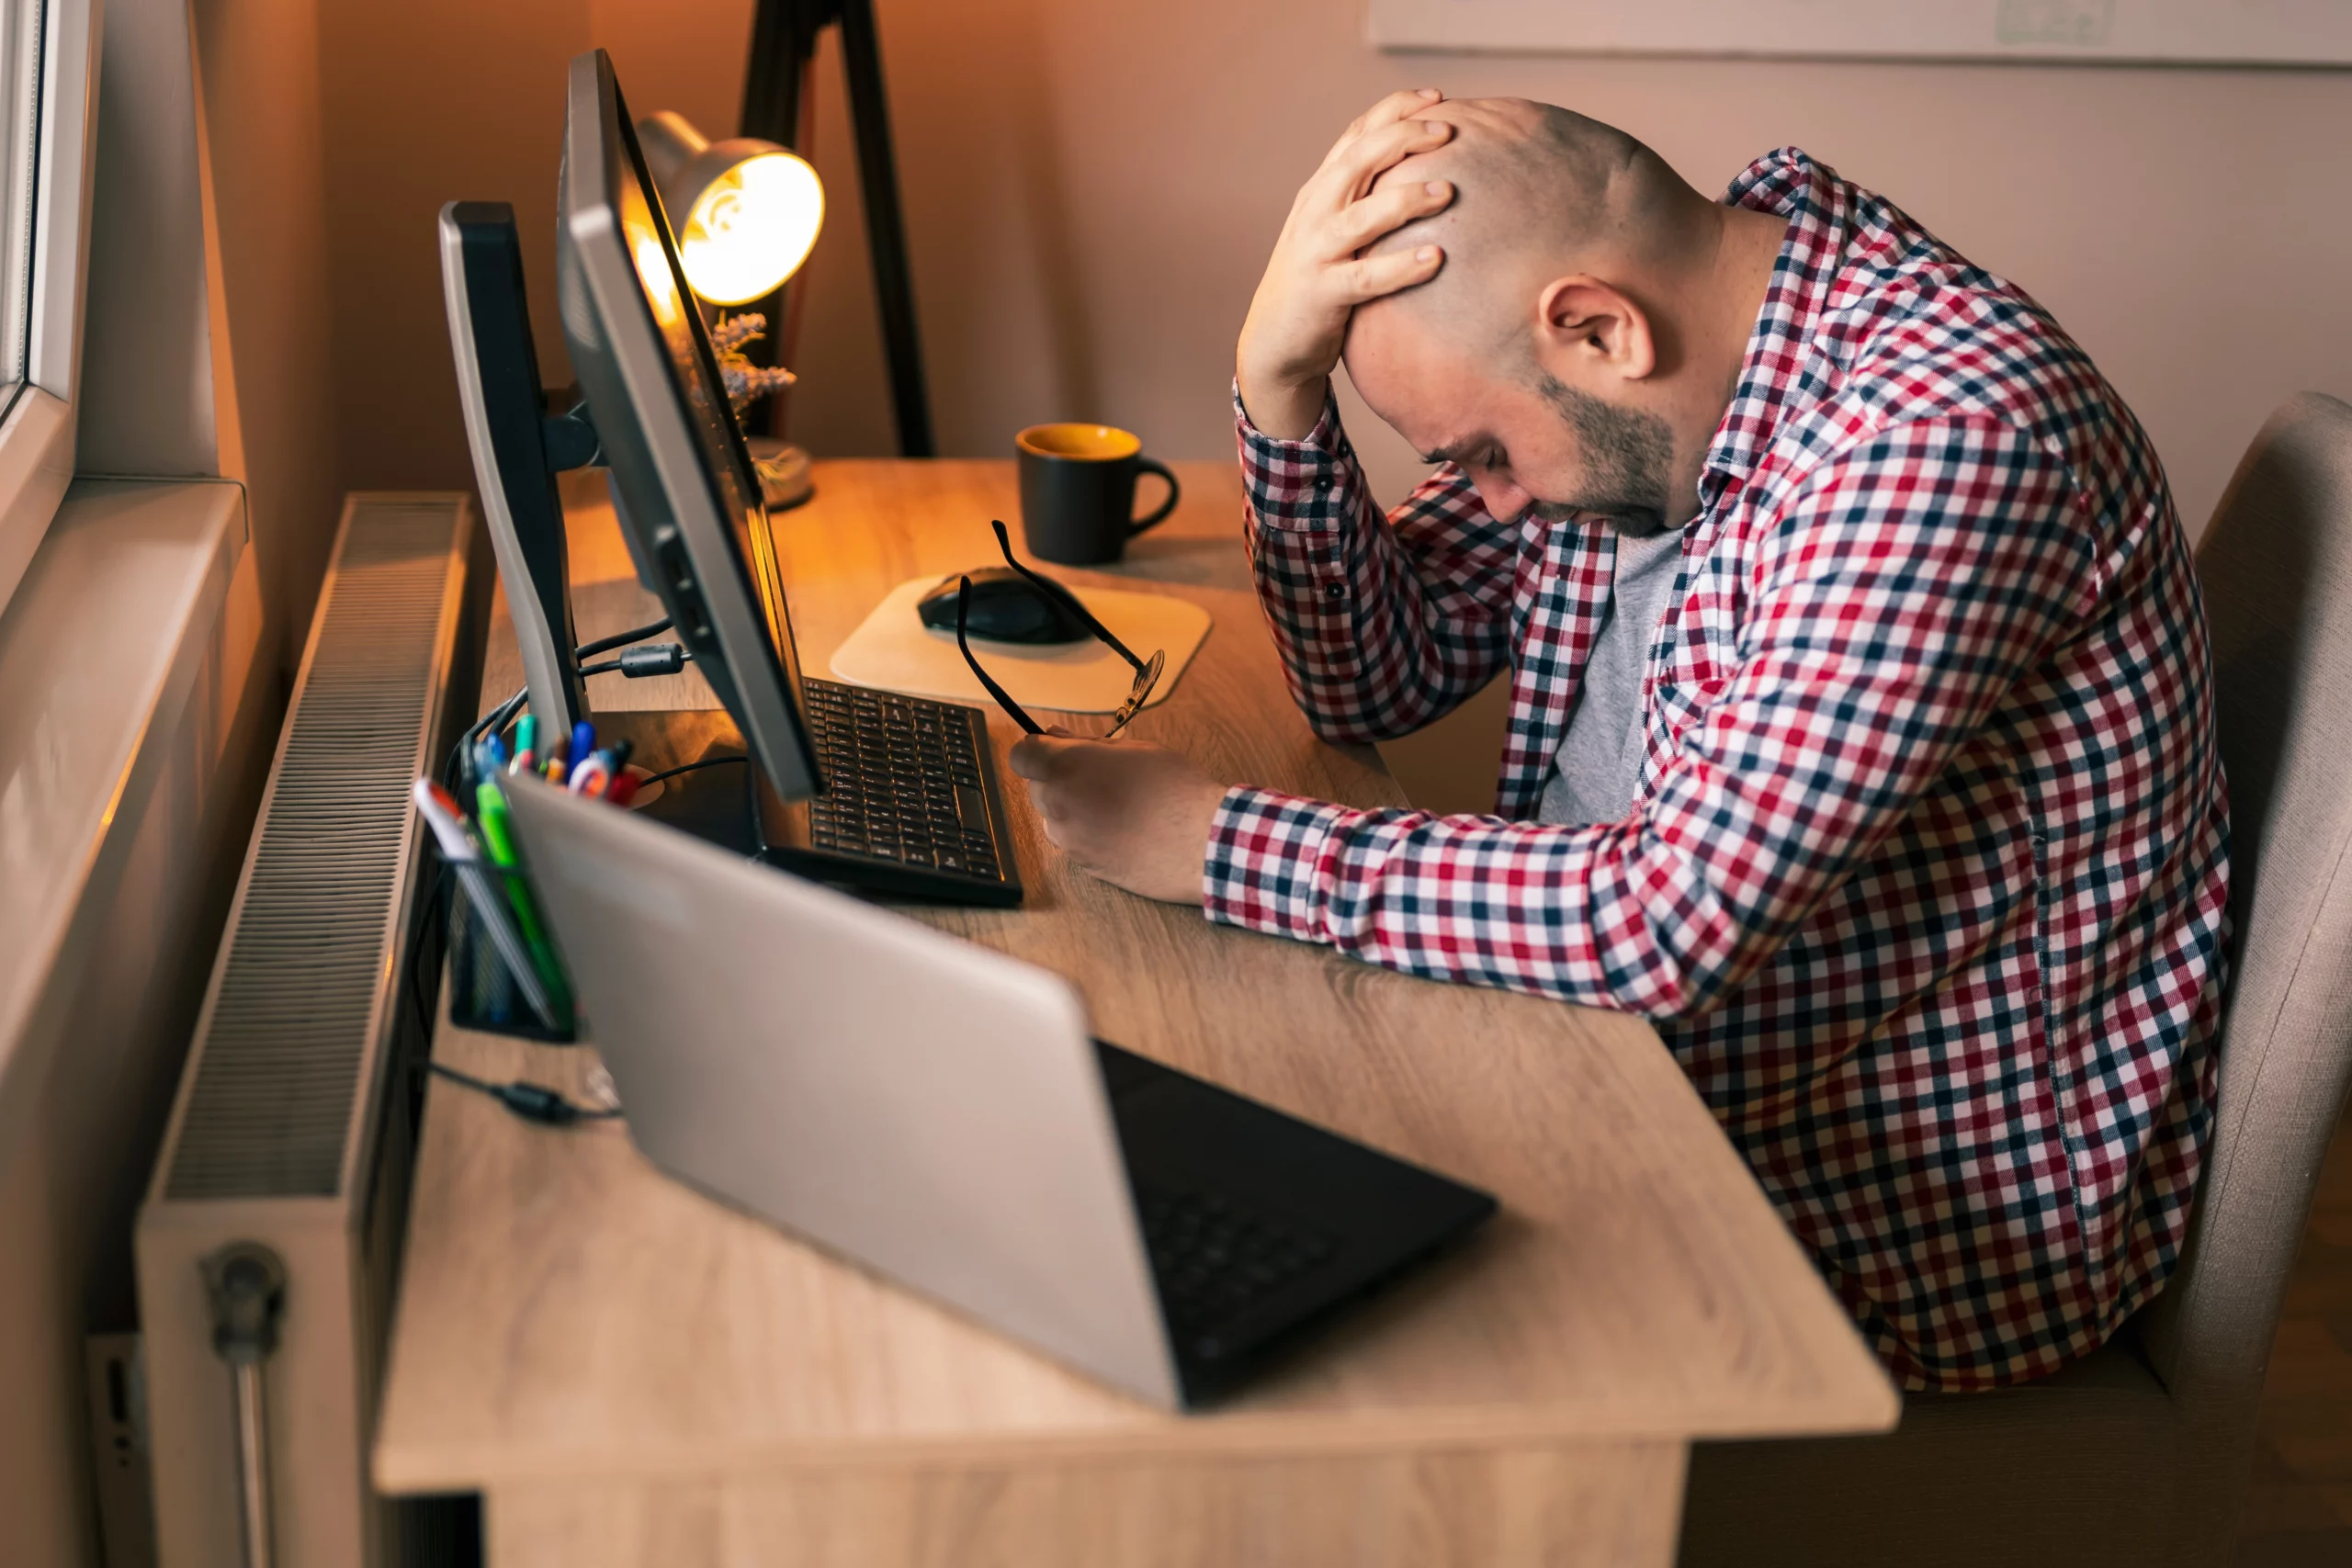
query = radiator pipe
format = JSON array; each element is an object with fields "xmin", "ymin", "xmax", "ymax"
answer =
[{"xmin": 201, "ymin": 1243, "xmax": 288, "ymax": 1568}]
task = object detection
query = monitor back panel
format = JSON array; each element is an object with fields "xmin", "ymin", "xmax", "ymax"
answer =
[{"xmin": 505, "ymin": 778, "xmax": 1181, "ymax": 1406}]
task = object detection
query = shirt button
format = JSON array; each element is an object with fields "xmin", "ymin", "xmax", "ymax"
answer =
[
  {"xmin": 1313, "ymin": 475, "xmax": 1333, "ymax": 491},
  {"xmin": 1322, "ymin": 581, "xmax": 1344, "ymax": 601}
]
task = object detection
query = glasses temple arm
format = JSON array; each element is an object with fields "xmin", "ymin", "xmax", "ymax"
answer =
[
  {"xmin": 956, "ymin": 578, "xmax": 1045, "ymax": 735},
  {"xmin": 989, "ymin": 520, "xmax": 1148, "ymax": 674}
]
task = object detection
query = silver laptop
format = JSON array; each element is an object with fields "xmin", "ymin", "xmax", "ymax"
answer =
[{"xmin": 504, "ymin": 777, "xmax": 1495, "ymax": 1407}]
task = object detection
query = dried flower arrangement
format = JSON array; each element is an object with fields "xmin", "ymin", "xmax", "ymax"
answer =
[{"xmin": 710, "ymin": 311, "xmax": 797, "ymax": 416}]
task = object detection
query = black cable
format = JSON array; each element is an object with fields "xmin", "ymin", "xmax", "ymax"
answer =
[
  {"xmin": 428, "ymin": 1061, "xmax": 621, "ymax": 1127},
  {"xmin": 574, "ymin": 615, "xmax": 674, "ymax": 660},
  {"xmin": 444, "ymin": 606, "xmax": 713, "ymax": 806},
  {"xmin": 446, "ymin": 685, "xmax": 526, "ymax": 792},
  {"xmin": 579, "ymin": 644, "xmax": 691, "ymax": 680},
  {"xmin": 448, "ymin": 618, "xmax": 681, "ymax": 784},
  {"xmin": 636, "ymin": 754, "xmax": 748, "ymax": 789}
]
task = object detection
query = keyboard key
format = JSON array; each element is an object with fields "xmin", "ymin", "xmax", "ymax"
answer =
[{"xmin": 793, "ymin": 683, "xmax": 1016, "ymax": 886}]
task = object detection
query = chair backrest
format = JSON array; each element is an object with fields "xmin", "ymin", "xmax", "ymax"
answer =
[{"xmin": 2139, "ymin": 392, "xmax": 2352, "ymax": 1439}]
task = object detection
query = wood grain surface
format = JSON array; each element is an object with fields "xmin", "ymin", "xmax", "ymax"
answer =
[
  {"xmin": 487, "ymin": 1441, "xmax": 1687, "ymax": 1568},
  {"xmin": 374, "ymin": 462, "xmax": 1894, "ymax": 1561}
]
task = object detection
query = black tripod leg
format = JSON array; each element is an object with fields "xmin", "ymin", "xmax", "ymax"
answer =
[
  {"xmin": 735, "ymin": 0, "xmax": 825, "ymax": 413},
  {"xmin": 739, "ymin": 0, "xmax": 804, "ymax": 145},
  {"xmin": 837, "ymin": 0, "xmax": 936, "ymax": 457}
]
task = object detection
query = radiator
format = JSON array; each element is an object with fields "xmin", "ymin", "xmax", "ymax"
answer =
[{"xmin": 135, "ymin": 493, "xmax": 478, "ymax": 1568}]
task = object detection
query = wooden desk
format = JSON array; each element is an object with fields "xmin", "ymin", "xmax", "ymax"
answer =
[{"xmin": 374, "ymin": 462, "xmax": 1895, "ymax": 1567}]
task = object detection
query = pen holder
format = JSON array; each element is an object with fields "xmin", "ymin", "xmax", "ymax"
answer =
[{"xmin": 439, "ymin": 853, "xmax": 577, "ymax": 1043}]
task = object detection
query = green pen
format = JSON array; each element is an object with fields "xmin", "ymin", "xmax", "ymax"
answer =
[{"xmin": 474, "ymin": 780, "xmax": 573, "ymax": 1024}]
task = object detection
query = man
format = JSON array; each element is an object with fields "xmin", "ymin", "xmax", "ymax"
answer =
[{"xmin": 1007, "ymin": 92, "xmax": 2230, "ymax": 1392}]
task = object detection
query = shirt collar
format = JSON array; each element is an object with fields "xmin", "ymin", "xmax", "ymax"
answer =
[{"xmin": 1697, "ymin": 147, "xmax": 1847, "ymax": 504}]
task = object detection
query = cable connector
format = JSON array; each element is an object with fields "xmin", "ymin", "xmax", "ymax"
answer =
[
  {"xmin": 492, "ymin": 1081, "xmax": 594, "ymax": 1125},
  {"xmin": 617, "ymin": 642, "xmax": 688, "ymax": 678},
  {"xmin": 580, "ymin": 643, "xmax": 691, "ymax": 681},
  {"xmin": 429, "ymin": 1062, "xmax": 622, "ymax": 1127}
]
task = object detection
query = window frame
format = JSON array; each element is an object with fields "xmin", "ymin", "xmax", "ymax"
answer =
[{"xmin": 0, "ymin": 0, "xmax": 98, "ymax": 615}]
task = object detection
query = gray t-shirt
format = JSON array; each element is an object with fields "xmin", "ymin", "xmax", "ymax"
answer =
[{"xmin": 1536, "ymin": 527, "xmax": 1685, "ymax": 827}]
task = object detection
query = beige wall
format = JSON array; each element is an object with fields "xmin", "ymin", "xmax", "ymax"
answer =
[
  {"xmin": 310, "ymin": 1, "xmax": 2352, "ymax": 539},
  {"xmin": 800, "ymin": 3, "xmax": 2352, "ymax": 542},
  {"xmin": 312, "ymin": 0, "xmax": 753, "ymax": 497},
  {"xmin": 198, "ymin": 0, "xmax": 341, "ymax": 678}
]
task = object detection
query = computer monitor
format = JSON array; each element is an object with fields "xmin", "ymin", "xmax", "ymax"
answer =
[
  {"xmin": 439, "ymin": 200, "xmax": 590, "ymax": 740},
  {"xmin": 554, "ymin": 47, "xmax": 822, "ymax": 803}
]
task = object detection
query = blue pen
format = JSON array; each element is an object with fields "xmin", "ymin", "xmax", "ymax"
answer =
[{"xmin": 571, "ymin": 720, "xmax": 596, "ymax": 770}]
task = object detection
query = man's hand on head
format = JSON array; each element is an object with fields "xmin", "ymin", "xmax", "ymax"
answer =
[
  {"xmin": 1236, "ymin": 89, "xmax": 1457, "ymax": 442},
  {"xmin": 1006, "ymin": 734, "xmax": 1230, "ymax": 906}
]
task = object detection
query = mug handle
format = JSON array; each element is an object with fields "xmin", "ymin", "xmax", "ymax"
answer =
[{"xmin": 1128, "ymin": 457, "xmax": 1181, "ymax": 536}]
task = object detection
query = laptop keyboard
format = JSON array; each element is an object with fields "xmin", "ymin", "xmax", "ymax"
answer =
[
  {"xmin": 1136, "ymin": 1184, "xmax": 1340, "ymax": 1340},
  {"xmin": 797, "ymin": 680, "xmax": 1007, "ymax": 882}
]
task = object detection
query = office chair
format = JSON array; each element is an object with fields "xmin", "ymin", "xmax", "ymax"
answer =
[{"xmin": 1677, "ymin": 391, "xmax": 2352, "ymax": 1568}]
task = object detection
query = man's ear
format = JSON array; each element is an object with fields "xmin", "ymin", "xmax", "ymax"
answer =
[{"xmin": 1532, "ymin": 276, "xmax": 1656, "ymax": 383}]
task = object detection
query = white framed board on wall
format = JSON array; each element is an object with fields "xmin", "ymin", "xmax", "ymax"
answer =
[{"xmin": 1367, "ymin": 1, "xmax": 2352, "ymax": 67}]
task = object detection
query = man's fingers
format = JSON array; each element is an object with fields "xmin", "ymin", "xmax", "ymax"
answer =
[
  {"xmin": 1318, "ymin": 115, "xmax": 1453, "ymax": 208},
  {"xmin": 1334, "ymin": 178, "xmax": 1452, "ymax": 256},
  {"xmin": 1008, "ymin": 733, "xmax": 1080, "ymax": 781},
  {"xmin": 1335, "ymin": 86, "xmax": 1443, "ymax": 152},
  {"xmin": 1332, "ymin": 245, "xmax": 1444, "ymax": 305}
]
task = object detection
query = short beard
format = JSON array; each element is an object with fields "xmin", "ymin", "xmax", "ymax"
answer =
[{"xmin": 1529, "ymin": 373, "xmax": 1677, "ymax": 538}]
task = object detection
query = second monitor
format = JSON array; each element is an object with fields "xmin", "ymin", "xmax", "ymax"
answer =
[{"xmin": 444, "ymin": 49, "xmax": 1025, "ymax": 907}]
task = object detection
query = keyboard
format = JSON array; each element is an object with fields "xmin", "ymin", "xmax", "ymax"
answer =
[
  {"xmin": 1136, "ymin": 1184, "xmax": 1340, "ymax": 1347},
  {"xmin": 782, "ymin": 679, "xmax": 1022, "ymax": 906}
]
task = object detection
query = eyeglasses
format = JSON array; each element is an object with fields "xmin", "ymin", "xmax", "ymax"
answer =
[{"xmin": 955, "ymin": 519, "xmax": 1166, "ymax": 739}]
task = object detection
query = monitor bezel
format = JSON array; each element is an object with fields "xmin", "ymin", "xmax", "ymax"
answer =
[{"xmin": 555, "ymin": 47, "xmax": 821, "ymax": 802}]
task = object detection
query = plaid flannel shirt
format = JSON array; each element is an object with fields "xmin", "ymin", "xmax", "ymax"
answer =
[{"xmin": 1208, "ymin": 148, "xmax": 2231, "ymax": 1390}]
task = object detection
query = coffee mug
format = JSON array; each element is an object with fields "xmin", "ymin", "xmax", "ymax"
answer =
[{"xmin": 1015, "ymin": 423, "xmax": 1181, "ymax": 566}]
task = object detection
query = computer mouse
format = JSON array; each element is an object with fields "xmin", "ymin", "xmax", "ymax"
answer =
[{"xmin": 916, "ymin": 568, "xmax": 1092, "ymax": 645}]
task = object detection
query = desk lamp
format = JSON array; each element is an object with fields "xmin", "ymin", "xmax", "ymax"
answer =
[{"xmin": 638, "ymin": 110, "xmax": 823, "ymax": 506}]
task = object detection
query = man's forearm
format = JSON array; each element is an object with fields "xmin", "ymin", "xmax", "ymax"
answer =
[
  {"xmin": 1236, "ymin": 371, "xmax": 1332, "ymax": 445},
  {"xmin": 1238, "ymin": 389, "xmax": 1513, "ymax": 742}
]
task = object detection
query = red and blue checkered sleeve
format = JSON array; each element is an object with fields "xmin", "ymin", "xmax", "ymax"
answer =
[
  {"xmin": 1208, "ymin": 416, "xmax": 2093, "ymax": 1015},
  {"xmin": 1236, "ymin": 384, "xmax": 1518, "ymax": 743}
]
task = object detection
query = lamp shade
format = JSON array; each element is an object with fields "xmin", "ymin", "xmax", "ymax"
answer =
[{"xmin": 636, "ymin": 110, "xmax": 824, "ymax": 306}]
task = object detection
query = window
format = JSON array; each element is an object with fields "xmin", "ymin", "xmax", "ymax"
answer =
[
  {"xmin": 0, "ymin": 0, "xmax": 96, "ymax": 612},
  {"xmin": 1, "ymin": 0, "xmax": 41, "ymax": 401}
]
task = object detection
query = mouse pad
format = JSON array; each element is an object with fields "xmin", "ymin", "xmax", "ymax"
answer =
[{"xmin": 828, "ymin": 577, "xmax": 1212, "ymax": 716}]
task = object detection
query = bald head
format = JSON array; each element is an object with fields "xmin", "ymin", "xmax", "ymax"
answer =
[
  {"xmin": 1325, "ymin": 99, "xmax": 1768, "ymax": 534},
  {"xmin": 1352, "ymin": 99, "xmax": 1711, "ymax": 351}
]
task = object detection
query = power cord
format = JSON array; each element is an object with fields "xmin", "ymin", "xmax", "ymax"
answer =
[
  {"xmin": 444, "ymin": 617, "xmax": 684, "ymax": 788},
  {"xmin": 574, "ymin": 615, "xmax": 673, "ymax": 660},
  {"xmin": 579, "ymin": 643, "xmax": 691, "ymax": 680},
  {"xmin": 636, "ymin": 754, "xmax": 748, "ymax": 789},
  {"xmin": 428, "ymin": 1061, "xmax": 622, "ymax": 1127}
]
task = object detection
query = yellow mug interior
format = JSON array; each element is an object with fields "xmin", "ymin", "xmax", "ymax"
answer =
[{"xmin": 1018, "ymin": 423, "xmax": 1142, "ymax": 462}]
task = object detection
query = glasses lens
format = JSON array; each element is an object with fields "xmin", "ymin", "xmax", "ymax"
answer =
[{"xmin": 1103, "ymin": 648, "xmax": 1167, "ymax": 738}]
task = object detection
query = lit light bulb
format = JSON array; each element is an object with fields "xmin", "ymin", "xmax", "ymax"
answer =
[{"xmin": 677, "ymin": 151, "xmax": 824, "ymax": 306}]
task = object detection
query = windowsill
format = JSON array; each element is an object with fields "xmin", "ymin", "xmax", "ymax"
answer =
[{"xmin": 0, "ymin": 477, "xmax": 246, "ymax": 1151}]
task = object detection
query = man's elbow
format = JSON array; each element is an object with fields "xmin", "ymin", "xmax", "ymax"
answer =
[{"xmin": 1634, "ymin": 929, "xmax": 1784, "ymax": 1022}]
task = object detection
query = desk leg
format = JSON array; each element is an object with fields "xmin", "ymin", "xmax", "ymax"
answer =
[{"xmin": 485, "ymin": 1440, "xmax": 1687, "ymax": 1568}]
